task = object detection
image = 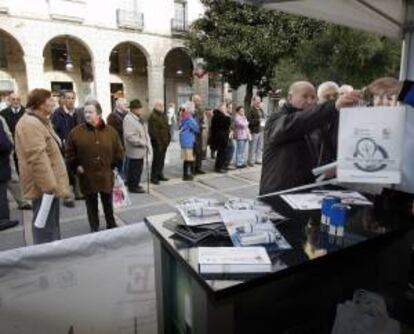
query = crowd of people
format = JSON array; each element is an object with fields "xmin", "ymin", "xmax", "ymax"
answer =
[{"xmin": 0, "ymin": 76, "xmax": 407, "ymax": 246}]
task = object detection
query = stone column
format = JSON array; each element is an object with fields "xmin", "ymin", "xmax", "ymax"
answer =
[
  {"xmin": 23, "ymin": 54, "xmax": 47, "ymax": 91},
  {"xmin": 93, "ymin": 58, "xmax": 111, "ymax": 119},
  {"xmin": 147, "ymin": 65, "xmax": 165, "ymax": 110}
]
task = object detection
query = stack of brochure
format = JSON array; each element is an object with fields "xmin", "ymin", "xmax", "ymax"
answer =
[
  {"xmin": 198, "ymin": 247, "xmax": 272, "ymax": 274},
  {"xmin": 281, "ymin": 190, "xmax": 372, "ymax": 210}
]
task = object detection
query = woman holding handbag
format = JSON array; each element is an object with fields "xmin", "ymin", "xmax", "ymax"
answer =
[{"xmin": 66, "ymin": 100, "xmax": 124, "ymax": 232}]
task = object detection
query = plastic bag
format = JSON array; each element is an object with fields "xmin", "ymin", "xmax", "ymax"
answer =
[{"xmin": 112, "ymin": 171, "xmax": 131, "ymax": 209}]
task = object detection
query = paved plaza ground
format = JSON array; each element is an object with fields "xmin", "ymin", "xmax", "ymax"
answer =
[{"xmin": 0, "ymin": 134, "xmax": 261, "ymax": 252}]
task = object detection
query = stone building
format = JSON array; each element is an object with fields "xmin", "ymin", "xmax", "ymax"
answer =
[{"xmin": 0, "ymin": 0, "xmax": 224, "ymax": 116}]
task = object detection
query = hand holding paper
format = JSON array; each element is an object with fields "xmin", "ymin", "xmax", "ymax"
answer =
[{"xmin": 34, "ymin": 193, "xmax": 55, "ymax": 229}]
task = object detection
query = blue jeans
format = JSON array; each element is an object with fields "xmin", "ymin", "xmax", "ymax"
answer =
[{"xmin": 236, "ymin": 139, "xmax": 248, "ymax": 167}]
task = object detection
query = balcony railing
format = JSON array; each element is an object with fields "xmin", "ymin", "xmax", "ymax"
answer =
[
  {"xmin": 171, "ymin": 18, "xmax": 189, "ymax": 34},
  {"xmin": 117, "ymin": 9, "xmax": 144, "ymax": 31},
  {"xmin": 0, "ymin": 0, "xmax": 9, "ymax": 14},
  {"xmin": 49, "ymin": 0, "xmax": 86, "ymax": 23}
]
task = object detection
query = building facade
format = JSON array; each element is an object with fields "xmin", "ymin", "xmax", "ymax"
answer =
[{"xmin": 0, "ymin": 0, "xmax": 223, "ymax": 116}]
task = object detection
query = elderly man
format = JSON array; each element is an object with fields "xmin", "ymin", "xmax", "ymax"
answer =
[
  {"xmin": 192, "ymin": 95, "xmax": 207, "ymax": 174},
  {"xmin": 148, "ymin": 100, "xmax": 171, "ymax": 185},
  {"xmin": 247, "ymin": 95, "xmax": 266, "ymax": 166},
  {"xmin": 51, "ymin": 90, "xmax": 79, "ymax": 207},
  {"xmin": 260, "ymin": 81, "xmax": 360, "ymax": 195},
  {"xmin": 0, "ymin": 92, "xmax": 26, "ymax": 138},
  {"xmin": 317, "ymin": 81, "xmax": 340, "ymax": 104}
]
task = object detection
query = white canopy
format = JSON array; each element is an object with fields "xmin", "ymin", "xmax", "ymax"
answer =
[{"xmin": 243, "ymin": 0, "xmax": 405, "ymax": 39}]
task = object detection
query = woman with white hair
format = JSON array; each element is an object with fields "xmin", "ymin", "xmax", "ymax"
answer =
[{"xmin": 317, "ymin": 81, "xmax": 340, "ymax": 104}]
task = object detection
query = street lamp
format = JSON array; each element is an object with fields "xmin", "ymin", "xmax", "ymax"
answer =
[
  {"xmin": 65, "ymin": 38, "xmax": 74, "ymax": 72},
  {"xmin": 125, "ymin": 44, "xmax": 133, "ymax": 74}
]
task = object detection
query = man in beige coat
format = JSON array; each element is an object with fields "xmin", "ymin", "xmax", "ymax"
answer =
[
  {"xmin": 123, "ymin": 99, "xmax": 150, "ymax": 193},
  {"xmin": 15, "ymin": 89, "xmax": 70, "ymax": 244}
]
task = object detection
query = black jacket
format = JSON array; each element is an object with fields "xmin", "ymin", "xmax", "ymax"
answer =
[
  {"xmin": 51, "ymin": 107, "xmax": 77, "ymax": 147},
  {"xmin": 209, "ymin": 110, "xmax": 231, "ymax": 151},
  {"xmin": 246, "ymin": 106, "xmax": 265, "ymax": 134},
  {"xmin": 259, "ymin": 102, "xmax": 338, "ymax": 195},
  {"xmin": 0, "ymin": 106, "xmax": 26, "ymax": 137},
  {"xmin": 0, "ymin": 121, "xmax": 12, "ymax": 182},
  {"xmin": 148, "ymin": 109, "xmax": 171, "ymax": 150}
]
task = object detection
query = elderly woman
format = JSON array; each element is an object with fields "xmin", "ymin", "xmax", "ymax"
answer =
[
  {"xmin": 179, "ymin": 104, "xmax": 199, "ymax": 181},
  {"xmin": 317, "ymin": 81, "xmax": 340, "ymax": 104},
  {"xmin": 15, "ymin": 89, "xmax": 70, "ymax": 244},
  {"xmin": 233, "ymin": 106, "xmax": 250, "ymax": 168},
  {"xmin": 66, "ymin": 100, "xmax": 124, "ymax": 232}
]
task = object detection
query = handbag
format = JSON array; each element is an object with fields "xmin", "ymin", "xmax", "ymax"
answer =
[{"xmin": 112, "ymin": 171, "xmax": 131, "ymax": 209}]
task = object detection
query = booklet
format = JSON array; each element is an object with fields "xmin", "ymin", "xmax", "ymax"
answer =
[
  {"xmin": 198, "ymin": 247, "xmax": 272, "ymax": 274},
  {"xmin": 176, "ymin": 198, "xmax": 225, "ymax": 226},
  {"xmin": 219, "ymin": 209, "xmax": 291, "ymax": 250},
  {"xmin": 281, "ymin": 191, "xmax": 372, "ymax": 211}
]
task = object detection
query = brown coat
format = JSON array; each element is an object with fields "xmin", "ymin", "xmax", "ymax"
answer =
[
  {"xmin": 15, "ymin": 112, "xmax": 70, "ymax": 200},
  {"xmin": 66, "ymin": 121, "xmax": 124, "ymax": 195}
]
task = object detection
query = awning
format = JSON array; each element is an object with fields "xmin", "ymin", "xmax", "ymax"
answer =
[{"xmin": 241, "ymin": 0, "xmax": 405, "ymax": 39}]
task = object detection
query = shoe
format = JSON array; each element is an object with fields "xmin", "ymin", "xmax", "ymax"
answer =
[
  {"xmin": 183, "ymin": 175, "xmax": 194, "ymax": 181},
  {"xmin": 0, "ymin": 220, "xmax": 19, "ymax": 231},
  {"xmin": 195, "ymin": 169, "xmax": 206, "ymax": 175},
  {"xmin": 151, "ymin": 179, "xmax": 160, "ymax": 185},
  {"xmin": 255, "ymin": 161, "xmax": 262, "ymax": 165},
  {"xmin": 129, "ymin": 187, "xmax": 145, "ymax": 193},
  {"xmin": 63, "ymin": 200, "xmax": 75, "ymax": 208},
  {"xmin": 236, "ymin": 165, "xmax": 247, "ymax": 169},
  {"xmin": 158, "ymin": 176, "xmax": 169, "ymax": 181},
  {"xmin": 107, "ymin": 224, "xmax": 118, "ymax": 229},
  {"xmin": 215, "ymin": 168, "xmax": 226, "ymax": 173},
  {"xmin": 18, "ymin": 203, "xmax": 32, "ymax": 210}
]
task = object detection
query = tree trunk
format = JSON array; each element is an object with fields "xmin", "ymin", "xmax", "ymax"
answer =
[{"xmin": 244, "ymin": 82, "xmax": 253, "ymax": 110}]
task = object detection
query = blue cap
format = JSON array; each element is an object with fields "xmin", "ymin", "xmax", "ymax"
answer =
[
  {"xmin": 330, "ymin": 203, "xmax": 350, "ymax": 227},
  {"xmin": 321, "ymin": 196, "xmax": 341, "ymax": 216}
]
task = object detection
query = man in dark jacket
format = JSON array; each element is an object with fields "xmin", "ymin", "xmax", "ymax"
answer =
[
  {"xmin": 192, "ymin": 95, "xmax": 206, "ymax": 174},
  {"xmin": 148, "ymin": 100, "xmax": 171, "ymax": 184},
  {"xmin": 51, "ymin": 90, "xmax": 78, "ymax": 207},
  {"xmin": 107, "ymin": 97, "xmax": 128, "ymax": 176},
  {"xmin": 259, "ymin": 81, "xmax": 361, "ymax": 195},
  {"xmin": 247, "ymin": 96, "xmax": 266, "ymax": 166},
  {"xmin": 0, "ymin": 92, "xmax": 26, "ymax": 173},
  {"xmin": 0, "ymin": 120, "xmax": 18, "ymax": 228}
]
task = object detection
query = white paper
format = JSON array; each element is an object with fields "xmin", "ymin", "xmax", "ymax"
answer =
[
  {"xmin": 337, "ymin": 106, "xmax": 405, "ymax": 184},
  {"xmin": 176, "ymin": 198, "xmax": 224, "ymax": 226},
  {"xmin": 280, "ymin": 191, "xmax": 371, "ymax": 210},
  {"xmin": 34, "ymin": 193, "xmax": 55, "ymax": 229},
  {"xmin": 198, "ymin": 247, "xmax": 271, "ymax": 265}
]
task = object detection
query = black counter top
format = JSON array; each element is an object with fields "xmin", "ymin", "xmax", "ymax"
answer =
[{"xmin": 145, "ymin": 189, "xmax": 413, "ymax": 300}]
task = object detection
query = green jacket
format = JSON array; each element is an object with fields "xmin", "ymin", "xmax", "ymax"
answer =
[{"xmin": 148, "ymin": 109, "xmax": 171, "ymax": 149}]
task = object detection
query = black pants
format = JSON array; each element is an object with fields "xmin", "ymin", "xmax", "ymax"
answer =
[
  {"xmin": 84, "ymin": 192, "xmax": 116, "ymax": 232},
  {"xmin": 32, "ymin": 197, "xmax": 60, "ymax": 244},
  {"xmin": 0, "ymin": 181, "xmax": 9, "ymax": 221},
  {"xmin": 194, "ymin": 137, "xmax": 203, "ymax": 171},
  {"xmin": 127, "ymin": 158, "xmax": 144, "ymax": 189},
  {"xmin": 151, "ymin": 141, "xmax": 167, "ymax": 180},
  {"xmin": 215, "ymin": 146, "xmax": 228, "ymax": 170},
  {"xmin": 225, "ymin": 140, "xmax": 235, "ymax": 167}
]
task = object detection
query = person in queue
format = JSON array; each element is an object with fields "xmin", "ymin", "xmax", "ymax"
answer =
[
  {"xmin": 259, "ymin": 81, "xmax": 361, "ymax": 195},
  {"xmin": 15, "ymin": 89, "xmax": 71, "ymax": 244},
  {"xmin": 66, "ymin": 100, "xmax": 124, "ymax": 232}
]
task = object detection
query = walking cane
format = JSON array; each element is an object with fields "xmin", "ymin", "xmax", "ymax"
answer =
[{"xmin": 146, "ymin": 148, "xmax": 150, "ymax": 194}]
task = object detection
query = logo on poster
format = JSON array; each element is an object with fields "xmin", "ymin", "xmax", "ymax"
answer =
[{"xmin": 353, "ymin": 137, "xmax": 388, "ymax": 172}]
